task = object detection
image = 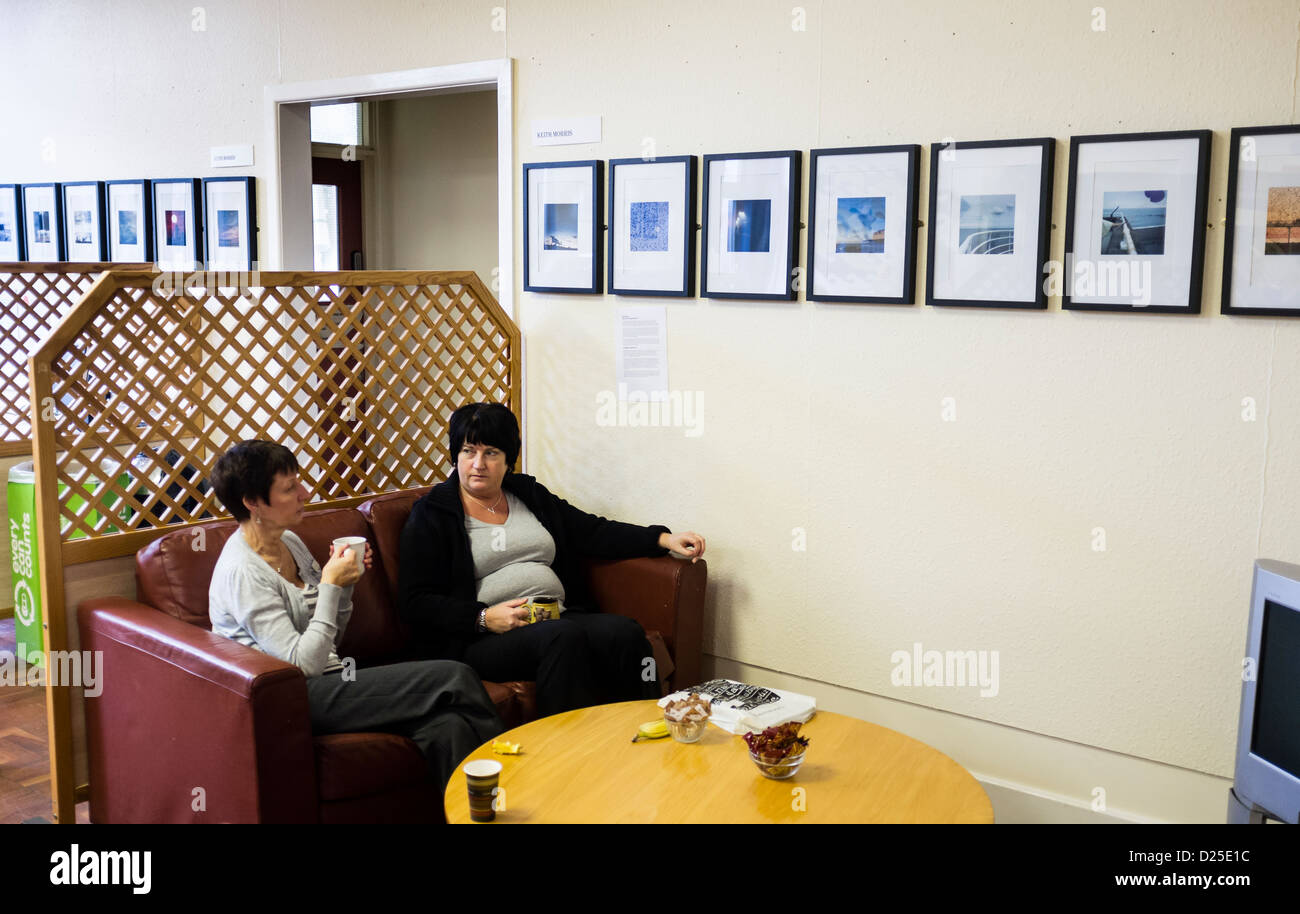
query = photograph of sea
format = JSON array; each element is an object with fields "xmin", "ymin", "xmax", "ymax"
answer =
[
  {"xmin": 958, "ymin": 194, "xmax": 1015, "ymax": 254},
  {"xmin": 166, "ymin": 210, "xmax": 186, "ymax": 246},
  {"xmin": 727, "ymin": 198, "xmax": 771, "ymax": 252},
  {"xmin": 1265, "ymin": 186, "xmax": 1300, "ymax": 255},
  {"xmin": 1099, "ymin": 189, "xmax": 1166, "ymax": 255},
  {"xmin": 835, "ymin": 196, "xmax": 886, "ymax": 253},
  {"xmin": 629, "ymin": 200, "xmax": 669, "ymax": 252},
  {"xmin": 218, "ymin": 209, "xmax": 240, "ymax": 247},
  {"xmin": 118, "ymin": 210, "xmax": 137, "ymax": 246},
  {"xmin": 543, "ymin": 203, "xmax": 578, "ymax": 251},
  {"xmin": 73, "ymin": 209, "xmax": 92, "ymax": 245}
]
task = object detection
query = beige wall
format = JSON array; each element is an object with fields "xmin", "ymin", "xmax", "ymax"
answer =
[
  {"xmin": 5, "ymin": 0, "xmax": 1300, "ymax": 822},
  {"xmin": 369, "ymin": 90, "xmax": 499, "ymax": 283}
]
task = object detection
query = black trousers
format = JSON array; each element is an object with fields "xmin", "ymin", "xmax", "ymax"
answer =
[
  {"xmin": 463, "ymin": 610, "xmax": 659, "ymax": 718},
  {"xmin": 305, "ymin": 660, "xmax": 503, "ymax": 789}
]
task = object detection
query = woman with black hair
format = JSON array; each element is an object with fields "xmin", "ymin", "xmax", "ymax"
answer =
[
  {"xmin": 207, "ymin": 439, "xmax": 502, "ymax": 789},
  {"xmin": 399, "ymin": 403, "xmax": 707, "ymax": 718}
]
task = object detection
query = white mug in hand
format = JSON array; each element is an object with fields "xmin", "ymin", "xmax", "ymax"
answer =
[{"xmin": 332, "ymin": 536, "xmax": 367, "ymax": 572}]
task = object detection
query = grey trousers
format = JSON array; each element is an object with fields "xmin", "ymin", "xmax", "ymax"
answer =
[{"xmin": 305, "ymin": 660, "xmax": 503, "ymax": 789}]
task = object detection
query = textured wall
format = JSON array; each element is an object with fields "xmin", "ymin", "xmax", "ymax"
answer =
[
  {"xmin": 3, "ymin": 0, "xmax": 1299, "ymax": 782},
  {"xmin": 373, "ymin": 90, "xmax": 498, "ymax": 279}
]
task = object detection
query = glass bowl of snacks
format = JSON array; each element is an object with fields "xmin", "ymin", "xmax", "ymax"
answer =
[
  {"xmin": 662, "ymin": 692, "xmax": 712, "ymax": 743},
  {"xmin": 743, "ymin": 722, "xmax": 810, "ymax": 779}
]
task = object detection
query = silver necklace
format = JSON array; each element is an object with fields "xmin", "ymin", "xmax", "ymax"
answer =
[{"xmin": 464, "ymin": 489, "xmax": 504, "ymax": 514}]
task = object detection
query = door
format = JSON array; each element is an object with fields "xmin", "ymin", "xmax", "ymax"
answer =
[{"xmin": 311, "ymin": 156, "xmax": 364, "ymax": 270}]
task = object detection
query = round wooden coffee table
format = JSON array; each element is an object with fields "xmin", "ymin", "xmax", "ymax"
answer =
[{"xmin": 444, "ymin": 699, "xmax": 993, "ymax": 823}]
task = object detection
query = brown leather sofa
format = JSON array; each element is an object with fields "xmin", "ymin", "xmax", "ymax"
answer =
[{"xmin": 77, "ymin": 488, "xmax": 706, "ymax": 824}]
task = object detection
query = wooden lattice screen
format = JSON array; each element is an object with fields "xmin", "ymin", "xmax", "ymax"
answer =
[
  {"xmin": 30, "ymin": 268, "xmax": 520, "ymax": 823},
  {"xmin": 0, "ymin": 263, "xmax": 148, "ymax": 457},
  {"xmin": 31, "ymin": 269, "xmax": 519, "ymax": 563}
]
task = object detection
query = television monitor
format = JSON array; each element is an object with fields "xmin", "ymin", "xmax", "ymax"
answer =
[{"xmin": 1229, "ymin": 559, "xmax": 1300, "ymax": 823}]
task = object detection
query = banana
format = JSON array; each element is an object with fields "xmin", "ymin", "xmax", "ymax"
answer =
[
  {"xmin": 491, "ymin": 739, "xmax": 523, "ymax": 755},
  {"xmin": 632, "ymin": 719, "xmax": 670, "ymax": 742}
]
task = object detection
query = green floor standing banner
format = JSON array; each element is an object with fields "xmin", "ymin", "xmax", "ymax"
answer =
[{"xmin": 8, "ymin": 461, "xmax": 42, "ymax": 666}]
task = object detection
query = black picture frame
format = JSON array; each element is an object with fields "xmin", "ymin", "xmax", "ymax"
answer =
[
  {"xmin": 202, "ymin": 176, "xmax": 257, "ymax": 271},
  {"xmin": 1222, "ymin": 124, "xmax": 1300, "ymax": 317},
  {"xmin": 1063, "ymin": 129, "xmax": 1211, "ymax": 314},
  {"xmin": 925, "ymin": 137, "xmax": 1054, "ymax": 310},
  {"xmin": 607, "ymin": 155, "xmax": 697, "ymax": 297},
  {"xmin": 0, "ymin": 183, "xmax": 24, "ymax": 261},
  {"xmin": 807, "ymin": 144, "xmax": 920, "ymax": 304},
  {"xmin": 701, "ymin": 150, "xmax": 801, "ymax": 301},
  {"xmin": 151, "ymin": 178, "xmax": 203, "ymax": 270},
  {"xmin": 60, "ymin": 181, "xmax": 108, "ymax": 262},
  {"xmin": 523, "ymin": 160, "xmax": 603, "ymax": 294},
  {"xmin": 106, "ymin": 179, "xmax": 154, "ymax": 263},
  {"xmin": 20, "ymin": 182, "xmax": 64, "ymax": 262}
]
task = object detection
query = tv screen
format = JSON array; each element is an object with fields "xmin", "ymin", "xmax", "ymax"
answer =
[{"xmin": 1250, "ymin": 599, "xmax": 1300, "ymax": 779}]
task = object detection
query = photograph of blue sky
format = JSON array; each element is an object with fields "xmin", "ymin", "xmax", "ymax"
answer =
[{"xmin": 835, "ymin": 196, "xmax": 886, "ymax": 253}]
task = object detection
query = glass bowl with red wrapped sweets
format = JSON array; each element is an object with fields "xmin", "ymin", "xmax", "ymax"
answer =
[{"xmin": 743, "ymin": 722, "xmax": 810, "ymax": 779}]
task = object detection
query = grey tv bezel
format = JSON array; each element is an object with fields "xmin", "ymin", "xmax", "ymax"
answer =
[{"xmin": 1232, "ymin": 558, "xmax": 1300, "ymax": 823}]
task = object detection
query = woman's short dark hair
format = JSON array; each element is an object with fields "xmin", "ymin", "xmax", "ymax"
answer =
[
  {"xmin": 209, "ymin": 440, "xmax": 300, "ymax": 522},
  {"xmin": 448, "ymin": 403, "xmax": 520, "ymax": 470}
]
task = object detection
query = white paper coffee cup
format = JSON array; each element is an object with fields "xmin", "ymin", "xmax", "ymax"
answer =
[{"xmin": 332, "ymin": 536, "xmax": 367, "ymax": 571}]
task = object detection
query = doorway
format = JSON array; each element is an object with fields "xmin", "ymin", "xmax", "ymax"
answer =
[
  {"xmin": 264, "ymin": 60, "xmax": 515, "ymax": 316},
  {"xmin": 311, "ymin": 155, "xmax": 363, "ymax": 270}
]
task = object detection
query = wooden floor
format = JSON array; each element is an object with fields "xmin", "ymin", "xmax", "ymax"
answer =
[{"xmin": 0, "ymin": 619, "xmax": 91, "ymax": 823}]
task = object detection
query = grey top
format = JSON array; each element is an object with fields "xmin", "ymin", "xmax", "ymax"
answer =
[
  {"xmin": 465, "ymin": 493, "xmax": 566, "ymax": 612},
  {"xmin": 208, "ymin": 529, "xmax": 354, "ymax": 677}
]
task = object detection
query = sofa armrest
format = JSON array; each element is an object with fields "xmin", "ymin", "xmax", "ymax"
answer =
[
  {"xmin": 582, "ymin": 556, "xmax": 706, "ymax": 690},
  {"xmin": 78, "ymin": 597, "xmax": 319, "ymax": 823}
]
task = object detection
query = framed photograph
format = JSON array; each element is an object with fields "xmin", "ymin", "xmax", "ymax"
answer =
[
  {"xmin": 607, "ymin": 155, "xmax": 696, "ymax": 297},
  {"xmin": 152, "ymin": 178, "xmax": 202, "ymax": 271},
  {"xmin": 203, "ymin": 176, "xmax": 256, "ymax": 271},
  {"xmin": 0, "ymin": 184, "xmax": 23, "ymax": 261},
  {"xmin": 1222, "ymin": 124, "xmax": 1300, "ymax": 316},
  {"xmin": 926, "ymin": 138, "xmax": 1054, "ymax": 309},
  {"xmin": 701, "ymin": 150, "xmax": 800, "ymax": 300},
  {"xmin": 1064, "ymin": 130, "xmax": 1211, "ymax": 313},
  {"xmin": 61, "ymin": 181, "xmax": 107, "ymax": 261},
  {"xmin": 21, "ymin": 183, "xmax": 63, "ymax": 262},
  {"xmin": 106, "ymin": 179, "xmax": 152, "ymax": 263},
  {"xmin": 524, "ymin": 160, "xmax": 602, "ymax": 293},
  {"xmin": 808, "ymin": 144, "xmax": 920, "ymax": 304}
]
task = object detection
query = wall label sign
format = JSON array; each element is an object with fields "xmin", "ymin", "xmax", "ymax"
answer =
[
  {"xmin": 532, "ymin": 117, "xmax": 601, "ymax": 147},
  {"xmin": 210, "ymin": 144, "xmax": 254, "ymax": 168}
]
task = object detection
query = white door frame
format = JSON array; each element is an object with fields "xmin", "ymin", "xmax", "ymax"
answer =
[{"xmin": 263, "ymin": 58, "xmax": 514, "ymax": 318}]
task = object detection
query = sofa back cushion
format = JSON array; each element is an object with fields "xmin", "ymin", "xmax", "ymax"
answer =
[
  {"xmin": 136, "ymin": 521, "xmax": 238, "ymax": 628},
  {"xmin": 357, "ymin": 488, "xmax": 431, "ymax": 604},
  {"xmin": 136, "ymin": 507, "xmax": 408, "ymax": 665},
  {"xmin": 289, "ymin": 507, "xmax": 408, "ymax": 664}
]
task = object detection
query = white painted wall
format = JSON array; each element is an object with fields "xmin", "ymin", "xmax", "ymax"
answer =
[
  {"xmin": 370, "ymin": 91, "xmax": 499, "ymax": 280},
  {"xmin": 5, "ymin": 0, "xmax": 1299, "ymax": 822}
]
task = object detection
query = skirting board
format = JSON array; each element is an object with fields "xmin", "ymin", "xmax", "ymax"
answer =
[{"xmin": 704, "ymin": 655, "xmax": 1233, "ymax": 824}]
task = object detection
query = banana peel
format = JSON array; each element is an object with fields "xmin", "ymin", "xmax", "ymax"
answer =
[{"xmin": 632, "ymin": 719, "xmax": 669, "ymax": 742}]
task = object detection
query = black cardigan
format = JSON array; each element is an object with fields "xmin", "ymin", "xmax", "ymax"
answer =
[{"xmin": 398, "ymin": 471, "xmax": 671, "ymax": 660}]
